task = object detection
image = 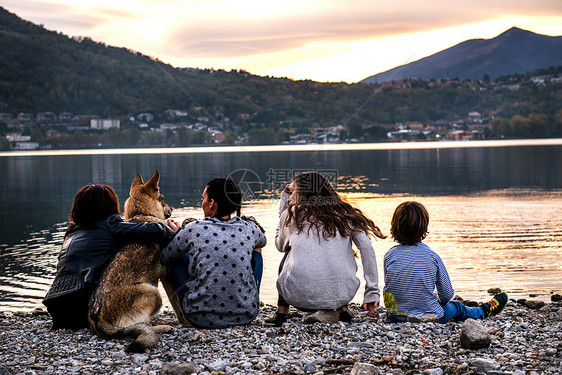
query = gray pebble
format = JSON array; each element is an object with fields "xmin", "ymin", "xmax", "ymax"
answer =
[
  {"xmin": 0, "ymin": 302, "xmax": 561, "ymax": 375},
  {"xmin": 208, "ymin": 359, "xmax": 230, "ymax": 372},
  {"xmin": 132, "ymin": 353, "xmax": 149, "ymax": 365},
  {"xmin": 470, "ymin": 357, "xmax": 500, "ymax": 372},
  {"xmin": 422, "ymin": 369, "xmax": 444, "ymax": 375},
  {"xmin": 113, "ymin": 350, "xmax": 127, "ymax": 358},
  {"xmin": 304, "ymin": 362, "xmax": 317, "ymax": 372}
]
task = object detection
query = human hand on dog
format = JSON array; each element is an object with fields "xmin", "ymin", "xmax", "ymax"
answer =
[
  {"xmin": 363, "ymin": 301, "xmax": 379, "ymax": 318},
  {"xmin": 166, "ymin": 219, "xmax": 181, "ymax": 232}
]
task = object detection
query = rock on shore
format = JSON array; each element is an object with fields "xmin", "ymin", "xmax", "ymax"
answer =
[{"xmin": 0, "ymin": 299, "xmax": 560, "ymax": 374}]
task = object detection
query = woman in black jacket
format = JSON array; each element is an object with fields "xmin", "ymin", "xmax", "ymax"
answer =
[{"xmin": 43, "ymin": 184, "xmax": 175, "ymax": 330}]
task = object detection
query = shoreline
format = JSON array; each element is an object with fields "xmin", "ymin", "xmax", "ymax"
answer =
[
  {"xmin": 1, "ymin": 138, "xmax": 562, "ymax": 157},
  {"xmin": 1, "ymin": 298, "xmax": 560, "ymax": 375},
  {"xmin": 1, "ymin": 287, "xmax": 560, "ymax": 314}
]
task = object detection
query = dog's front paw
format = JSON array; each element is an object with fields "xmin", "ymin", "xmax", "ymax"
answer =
[{"xmin": 153, "ymin": 324, "xmax": 173, "ymax": 333}]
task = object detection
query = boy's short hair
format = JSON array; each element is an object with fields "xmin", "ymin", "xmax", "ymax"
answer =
[{"xmin": 391, "ymin": 201, "xmax": 429, "ymax": 245}]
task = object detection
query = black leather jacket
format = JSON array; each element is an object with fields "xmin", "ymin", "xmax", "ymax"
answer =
[{"xmin": 43, "ymin": 214, "xmax": 174, "ymax": 305}]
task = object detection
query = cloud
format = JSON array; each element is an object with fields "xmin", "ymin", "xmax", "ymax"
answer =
[
  {"xmin": 162, "ymin": 1, "xmax": 561, "ymax": 59},
  {"xmin": 89, "ymin": 6, "xmax": 138, "ymax": 20},
  {"xmin": 2, "ymin": 0, "xmax": 108, "ymax": 35},
  {"xmin": 3, "ymin": 0, "xmax": 562, "ymax": 82},
  {"xmin": 2, "ymin": 0, "xmax": 70, "ymax": 17}
]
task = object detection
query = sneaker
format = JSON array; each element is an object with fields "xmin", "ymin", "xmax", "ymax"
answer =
[
  {"xmin": 480, "ymin": 292, "xmax": 508, "ymax": 317},
  {"xmin": 264, "ymin": 312, "xmax": 287, "ymax": 327},
  {"xmin": 338, "ymin": 310, "xmax": 353, "ymax": 323}
]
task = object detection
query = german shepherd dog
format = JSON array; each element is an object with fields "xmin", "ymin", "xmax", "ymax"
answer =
[{"xmin": 88, "ymin": 170, "xmax": 173, "ymax": 352}]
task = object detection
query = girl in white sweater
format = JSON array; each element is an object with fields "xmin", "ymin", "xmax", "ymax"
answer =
[{"xmin": 271, "ymin": 171, "xmax": 386, "ymax": 326}]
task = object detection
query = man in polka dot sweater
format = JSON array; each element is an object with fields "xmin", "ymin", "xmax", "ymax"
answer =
[{"xmin": 161, "ymin": 178, "xmax": 266, "ymax": 328}]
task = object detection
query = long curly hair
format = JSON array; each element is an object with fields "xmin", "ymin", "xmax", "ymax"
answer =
[{"xmin": 284, "ymin": 171, "xmax": 386, "ymax": 240}]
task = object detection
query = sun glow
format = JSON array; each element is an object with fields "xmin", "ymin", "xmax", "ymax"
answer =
[
  {"xmin": 132, "ymin": 16, "xmax": 168, "ymax": 44},
  {"xmin": 250, "ymin": 17, "xmax": 562, "ymax": 82},
  {"xmin": 3, "ymin": 0, "xmax": 562, "ymax": 82}
]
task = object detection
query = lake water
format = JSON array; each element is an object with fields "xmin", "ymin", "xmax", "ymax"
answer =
[{"xmin": 1, "ymin": 140, "xmax": 561, "ymax": 311}]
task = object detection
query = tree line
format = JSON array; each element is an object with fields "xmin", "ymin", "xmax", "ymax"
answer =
[{"xmin": 1, "ymin": 6, "xmax": 562, "ymax": 148}]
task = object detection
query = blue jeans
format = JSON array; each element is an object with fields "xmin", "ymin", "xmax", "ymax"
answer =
[
  {"xmin": 387, "ymin": 300, "xmax": 485, "ymax": 323},
  {"xmin": 439, "ymin": 300, "xmax": 484, "ymax": 323},
  {"xmin": 169, "ymin": 251, "xmax": 263, "ymax": 304}
]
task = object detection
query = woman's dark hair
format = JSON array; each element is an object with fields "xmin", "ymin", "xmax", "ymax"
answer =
[
  {"xmin": 206, "ymin": 177, "xmax": 242, "ymax": 218},
  {"xmin": 67, "ymin": 184, "xmax": 120, "ymax": 233},
  {"xmin": 391, "ymin": 201, "xmax": 429, "ymax": 245},
  {"xmin": 285, "ymin": 171, "xmax": 386, "ymax": 240}
]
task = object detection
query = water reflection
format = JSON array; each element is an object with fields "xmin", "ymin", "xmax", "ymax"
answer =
[
  {"xmin": 1, "ymin": 143, "xmax": 561, "ymax": 311},
  {"xmin": 1, "ymin": 188, "xmax": 561, "ymax": 311}
]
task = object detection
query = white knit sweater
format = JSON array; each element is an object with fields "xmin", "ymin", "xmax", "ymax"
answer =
[{"xmin": 275, "ymin": 192, "xmax": 380, "ymax": 310}]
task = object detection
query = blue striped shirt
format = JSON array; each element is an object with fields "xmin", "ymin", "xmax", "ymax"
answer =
[{"xmin": 383, "ymin": 242, "xmax": 454, "ymax": 318}]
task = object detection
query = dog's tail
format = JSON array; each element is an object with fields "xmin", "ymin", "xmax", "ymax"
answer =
[
  {"xmin": 117, "ymin": 323, "xmax": 159, "ymax": 353},
  {"xmin": 90, "ymin": 318, "xmax": 158, "ymax": 353}
]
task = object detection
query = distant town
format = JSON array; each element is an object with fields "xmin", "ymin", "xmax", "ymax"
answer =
[
  {"xmin": 2, "ymin": 72, "xmax": 561, "ymax": 151},
  {"xmin": 0, "ymin": 109, "xmax": 490, "ymax": 150}
]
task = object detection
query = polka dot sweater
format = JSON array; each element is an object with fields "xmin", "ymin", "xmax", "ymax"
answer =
[{"xmin": 161, "ymin": 216, "xmax": 266, "ymax": 328}]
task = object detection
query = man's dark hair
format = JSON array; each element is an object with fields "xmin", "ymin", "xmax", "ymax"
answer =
[{"xmin": 205, "ymin": 177, "xmax": 242, "ymax": 217}]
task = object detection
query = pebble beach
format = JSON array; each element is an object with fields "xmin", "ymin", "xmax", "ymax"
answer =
[{"xmin": 1, "ymin": 297, "xmax": 561, "ymax": 375}]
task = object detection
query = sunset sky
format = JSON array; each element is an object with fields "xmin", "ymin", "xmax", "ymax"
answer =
[{"xmin": 3, "ymin": 0, "xmax": 562, "ymax": 83}]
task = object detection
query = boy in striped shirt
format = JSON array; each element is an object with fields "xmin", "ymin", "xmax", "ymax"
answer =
[{"xmin": 383, "ymin": 201, "xmax": 507, "ymax": 323}]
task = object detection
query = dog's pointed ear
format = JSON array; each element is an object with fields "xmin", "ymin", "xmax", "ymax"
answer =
[
  {"xmin": 130, "ymin": 173, "xmax": 144, "ymax": 194},
  {"xmin": 145, "ymin": 169, "xmax": 160, "ymax": 195}
]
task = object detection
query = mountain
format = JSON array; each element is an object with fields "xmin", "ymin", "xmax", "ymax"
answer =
[
  {"xmin": 0, "ymin": 7, "xmax": 212, "ymax": 116},
  {"xmin": 0, "ymin": 6, "xmax": 561, "ymax": 134},
  {"xmin": 0, "ymin": 6, "xmax": 361, "ymax": 121},
  {"xmin": 361, "ymin": 27, "xmax": 562, "ymax": 83}
]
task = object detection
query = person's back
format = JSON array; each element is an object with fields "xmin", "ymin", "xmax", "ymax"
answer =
[
  {"xmin": 384, "ymin": 241, "xmax": 453, "ymax": 319},
  {"xmin": 43, "ymin": 185, "xmax": 174, "ymax": 330},
  {"xmin": 160, "ymin": 177, "xmax": 267, "ymax": 329},
  {"xmin": 276, "ymin": 220, "xmax": 374, "ymax": 310},
  {"xmin": 383, "ymin": 201, "xmax": 508, "ymax": 324},
  {"xmin": 271, "ymin": 171, "xmax": 386, "ymax": 325},
  {"xmin": 164, "ymin": 216, "xmax": 264, "ymax": 328},
  {"xmin": 58, "ymin": 216, "xmax": 128, "ymax": 284}
]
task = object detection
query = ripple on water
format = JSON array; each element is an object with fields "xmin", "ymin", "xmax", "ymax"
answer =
[{"xmin": 1, "ymin": 192, "xmax": 561, "ymax": 311}]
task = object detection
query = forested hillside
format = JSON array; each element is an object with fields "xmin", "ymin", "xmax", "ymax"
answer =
[{"xmin": 1, "ymin": 6, "xmax": 561, "ymax": 149}]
